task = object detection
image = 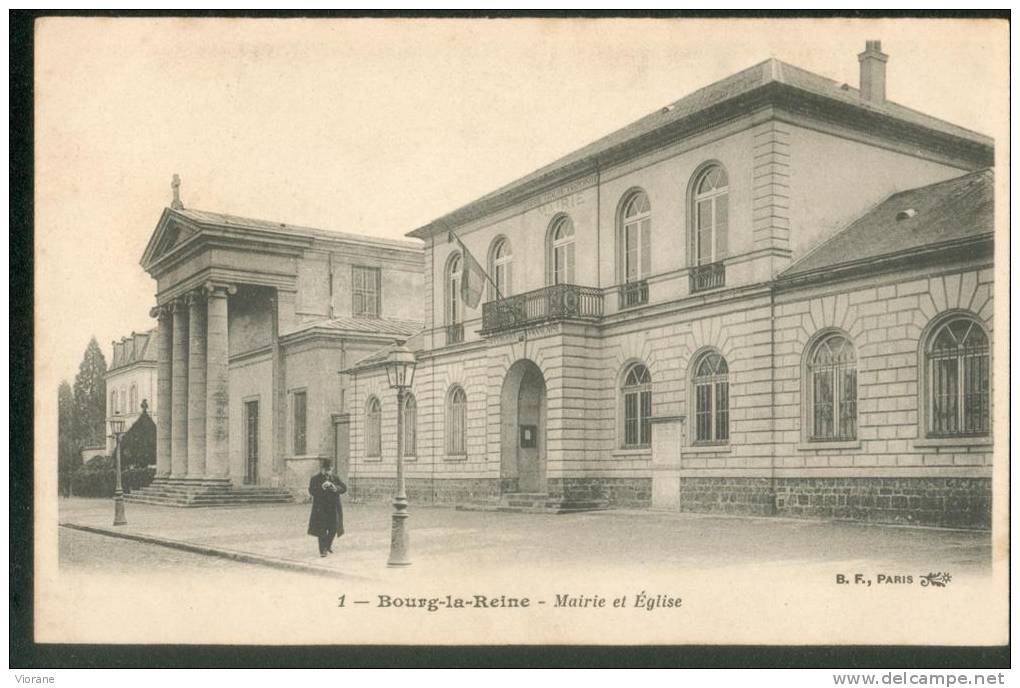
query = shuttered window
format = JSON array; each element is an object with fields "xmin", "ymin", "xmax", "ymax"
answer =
[
  {"xmin": 622, "ymin": 363, "xmax": 652, "ymax": 448},
  {"xmin": 693, "ymin": 352, "xmax": 729, "ymax": 443},
  {"xmin": 352, "ymin": 265, "xmax": 381, "ymax": 317},
  {"xmin": 808, "ymin": 334, "xmax": 857, "ymax": 441},
  {"xmin": 366, "ymin": 396, "xmax": 382, "ymax": 457},
  {"xmin": 447, "ymin": 386, "xmax": 467, "ymax": 455},
  {"xmin": 293, "ymin": 390, "xmax": 308, "ymax": 455},
  {"xmin": 927, "ymin": 318, "xmax": 989, "ymax": 437}
]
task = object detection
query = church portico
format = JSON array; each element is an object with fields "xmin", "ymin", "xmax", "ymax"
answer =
[
  {"xmin": 151, "ymin": 282, "xmax": 238, "ymax": 483},
  {"xmin": 128, "ymin": 178, "xmax": 426, "ymax": 506}
]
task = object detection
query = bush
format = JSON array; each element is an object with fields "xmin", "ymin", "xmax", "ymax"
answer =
[
  {"xmin": 70, "ymin": 466, "xmax": 155, "ymax": 497},
  {"xmin": 84, "ymin": 454, "xmax": 114, "ymax": 470}
]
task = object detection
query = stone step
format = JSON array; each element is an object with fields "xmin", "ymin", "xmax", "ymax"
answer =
[
  {"xmin": 123, "ymin": 480, "xmax": 295, "ymax": 508},
  {"xmin": 457, "ymin": 494, "xmax": 610, "ymax": 515}
]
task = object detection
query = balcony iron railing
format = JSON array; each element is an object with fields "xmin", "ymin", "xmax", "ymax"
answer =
[
  {"xmin": 618, "ymin": 280, "xmax": 649, "ymax": 310},
  {"xmin": 690, "ymin": 261, "xmax": 726, "ymax": 293},
  {"xmin": 481, "ymin": 283, "xmax": 604, "ymax": 334},
  {"xmin": 446, "ymin": 323, "xmax": 464, "ymax": 345}
]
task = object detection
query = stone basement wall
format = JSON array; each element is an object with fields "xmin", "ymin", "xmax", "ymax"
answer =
[
  {"xmin": 348, "ymin": 476, "xmax": 652, "ymax": 508},
  {"xmin": 678, "ymin": 477, "xmax": 991, "ymax": 529},
  {"xmin": 348, "ymin": 477, "xmax": 500, "ymax": 505},
  {"xmin": 549, "ymin": 477, "xmax": 652, "ymax": 508}
]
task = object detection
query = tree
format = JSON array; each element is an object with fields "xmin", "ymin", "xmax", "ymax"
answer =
[
  {"xmin": 72, "ymin": 337, "xmax": 107, "ymax": 451},
  {"xmin": 57, "ymin": 380, "xmax": 78, "ymax": 497}
]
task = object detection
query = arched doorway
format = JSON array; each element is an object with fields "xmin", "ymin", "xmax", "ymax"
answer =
[{"xmin": 500, "ymin": 359, "xmax": 548, "ymax": 494}]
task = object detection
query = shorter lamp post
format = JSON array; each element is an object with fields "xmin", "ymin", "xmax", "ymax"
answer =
[
  {"xmin": 383, "ymin": 344, "xmax": 417, "ymax": 567},
  {"xmin": 109, "ymin": 418, "xmax": 127, "ymax": 526}
]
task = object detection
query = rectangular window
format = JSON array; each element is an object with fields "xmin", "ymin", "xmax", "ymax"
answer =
[
  {"xmin": 293, "ymin": 390, "xmax": 307, "ymax": 455},
  {"xmin": 352, "ymin": 266, "xmax": 381, "ymax": 317},
  {"xmin": 625, "ymin": 225, "xmax": 639, "ymax": 282},
  {"xmin": 639, "ymin": 389, "xmax": 652, "ymax": 445},
  {"xmin": 697, "ymin": 199, "xmax": 713, "ymax": 265},
  {"xmin": 812, "ymin": 371, "xmax": 834, "ymax": 439},
  {"xmin": 715, "ymin": 381, "xmax": 729, "ymax": 441},
  {"xmin": 624, "ymin": 392, "xmax": 638, "ymax": 446}
]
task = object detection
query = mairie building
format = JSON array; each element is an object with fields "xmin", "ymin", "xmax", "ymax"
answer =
[
  {"xmin": 134, "ymin": 43, "xmax": 995, "ymax": 527},
  {"xmin": 344, "ymin": 42, "xmax": 994, "ymax": 528}
]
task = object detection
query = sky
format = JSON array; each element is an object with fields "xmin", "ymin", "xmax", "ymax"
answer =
[{"xmin": 34, "ymin": 16, "xmax": 1008, "ymax": 387}]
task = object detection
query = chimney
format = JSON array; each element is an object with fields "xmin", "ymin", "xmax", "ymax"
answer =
[{"xmin": 858, "ymin": 40, "xmax": 888, "ymax": 104}]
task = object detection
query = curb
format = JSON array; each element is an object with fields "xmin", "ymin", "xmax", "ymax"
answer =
[{"xmin": 60, "ymin": 522, "xmax": 377, "ymax": 581}]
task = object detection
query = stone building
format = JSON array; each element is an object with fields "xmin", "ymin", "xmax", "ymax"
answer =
[
  {"xmin": 344, "ymin": 43, "xmax": 995, "ymax": 527},
  {"xmin": 129, "ymin": 179, "xmax": 424, "ymax": 506},
  {"xmin": 105, "ymin": 329, "xmax": 157, "ymax": 453}
]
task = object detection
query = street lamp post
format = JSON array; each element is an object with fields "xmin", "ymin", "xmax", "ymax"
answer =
[
  {"xmin": 109, "ymin": 418, "xmax": 127, "ymax": 526},
  {"xmin": 383, "ymin": 344, "xmax": 416, "ymax": 567}
]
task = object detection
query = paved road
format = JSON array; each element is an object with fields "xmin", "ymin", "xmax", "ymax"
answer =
[{"xmin": 59, "ymin": 526, "xmax": 316, "ymax": 581}]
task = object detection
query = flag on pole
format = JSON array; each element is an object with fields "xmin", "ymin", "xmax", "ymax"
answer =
[
  {"xmin": 460, "ymin": 245, "xmax": 486, "ymax": 309},
  {"xmin": 447, "ymin": 230, "xmax": 488, "ymax": 309}
]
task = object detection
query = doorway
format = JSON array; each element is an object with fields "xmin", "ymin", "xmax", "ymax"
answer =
[
  {"xmin": 500, "ymin": 359, "xmax": 548, "ymax": 494},
  {"xmin": 244, "ymin": 399, "xmax": 259, "ymax": 485}
]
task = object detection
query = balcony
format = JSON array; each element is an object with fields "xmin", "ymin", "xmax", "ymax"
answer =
[
  {"xmin": 446, "ymin": 323, "xmax": 464, "ymax": 345},
  {"xmin": 689, "ymin": 261, "xmax": 725, "ymax": 293},
  {"xmin": 618, "ymin": 280, "xmax": 649, "ymax": 310},
  {"xmin": 481, "ymin": 284, "xmax": 604, "ymax": 334}
]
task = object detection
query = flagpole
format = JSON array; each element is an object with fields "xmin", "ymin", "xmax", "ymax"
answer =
[{"xmin": 447, "ymin": 230, "xmax": 508, "ymax": 305}]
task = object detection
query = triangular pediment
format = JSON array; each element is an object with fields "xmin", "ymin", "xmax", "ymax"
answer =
[{"xmin": 139, "ymin": 208, "xmax": 201, "ymax": 273}]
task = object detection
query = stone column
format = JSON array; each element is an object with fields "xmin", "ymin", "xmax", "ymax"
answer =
[
  {"xmin": 187, "ymin": 290, "xmax": 208, "ymax": 478},
  {"xmin": 205, "ymin": 283, "xmax": 233, "ymax": 478},
  {"xmin": 152, "ymin": 304, "xmax": 174, "ymax": 478},
  {"xmin": 170, "ymin": 298, "xmax": 189, "ymax": 478}
]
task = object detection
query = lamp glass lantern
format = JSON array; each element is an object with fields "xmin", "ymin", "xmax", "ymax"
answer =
[
  {"xmin": 109, "ymin": 418, "xmax": 126, "ymax": 437},
  {"xmin": 384, "ymin": 345, "xmax": 417, "ymax": 390}
]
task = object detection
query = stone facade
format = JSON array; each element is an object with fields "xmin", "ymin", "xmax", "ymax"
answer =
[
  {"xmin": 140, "ymin": 206, "xmax": 425, "ymax": 494},
  {"xmin": 105, "ymin": 329, "xmax": 158, "ymax": 453},
  {"xmin": 343, "ymin": 48, "xmax": 996, "ymax": 528}
]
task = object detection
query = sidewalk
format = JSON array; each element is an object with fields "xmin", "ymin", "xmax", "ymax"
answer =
[{"xmin": 58, "ymin": 497, "xmax": 992, "ymax": 584}]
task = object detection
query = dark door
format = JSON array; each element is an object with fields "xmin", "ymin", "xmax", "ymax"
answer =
[{"xmin": 244, "ymin": 400, "xmax": 259, "ymax": 485}]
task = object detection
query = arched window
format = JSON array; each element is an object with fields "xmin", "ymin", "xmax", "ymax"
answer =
[
  {"xmin": 403, "ymin": 393, "xmax": 417, "ymax": 457},
  {"xmin": 693, "ymin": 352, "xmax": 729, "ymax": 443},
  {"xmin": 692, "ymin": 164, "xmax": 728, "ymax": 266},
  {"xmin": 548, "ymin": 215, "xmax": 575, "ymax": 285},
  {"xmin": 489, "ymin": 238, "xmax": 512, "ymax": 298},
  {"xmin": 110, "ymin": 390, "xmax": 118, "ymax": 416},
  {"xmin": 130, "ymin": 384, "xmax": 138, "ymax": 414},
  {"xmin": 621, "ymin": 363, "xmax": 652, "ymax": 448},
  {"xmin": 447, "ymin": 386, "xmax": 468, "ymax": 455},
  {"xmin": 926, "ymin": 317, "xmax": 989, "ymax": 437},
  {"xmin": 620, "ymin": 191, "xmax": 651, "ymax": 283},
  {"xmin": 447, "ymin": 254, "xmax": 462, "ymax": 325},
  {"xmin": 807, "ymin": 333, "xmax": 857, "ymax": 441},
  {"xmin": 366, "ymin": 396, "xmax": 382, "ymax": 458}
]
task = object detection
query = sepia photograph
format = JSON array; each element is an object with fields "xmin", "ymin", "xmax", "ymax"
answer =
[{"xmin": 22, "ymin": 12, "xmax": 1009, "ymax": 659}]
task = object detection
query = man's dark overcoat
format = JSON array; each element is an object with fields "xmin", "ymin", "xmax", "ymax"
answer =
[{"xmin": 307, "ymin": 471, "xmax": 346, "ymax": 538}]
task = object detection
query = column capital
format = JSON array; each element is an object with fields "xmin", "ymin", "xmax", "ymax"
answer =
[
  {"xmin": 184, "ymin": 288, "xmax": 207, "ymax": 306},
  {"xmin": 150, "ymin": 303, "xmax": 172, "ymax": 320},
  {"xmin": 204, "ymin": 281, "xmax": 237, "ymax": 297}
]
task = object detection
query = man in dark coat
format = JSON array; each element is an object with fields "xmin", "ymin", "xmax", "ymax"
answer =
[{"xmin": 308, "ymin": 458, "xmax": 346, "ymax": 557}]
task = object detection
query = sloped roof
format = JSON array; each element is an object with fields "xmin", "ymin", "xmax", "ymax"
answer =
[
  {"xmin": 780, "ymin": 169, "xmax": 994, "ymax": 279},
  {"xmin": 346, "ymin": 329, "xmax": 428, "ymax": 373},
  {"xmin": 109, "ymin": 329, "xmax": 157, "ymax": 371},
  {"xmin": 172, "ymin": 207, "xmax": 422, "ymax": 252},
  {"xmin": 284, "ymin": 315, "xmax": 423, "ymax": 339},
  {"xmin": 409, "ymin": 58, "xmax": 993, "ymax": 238}
]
